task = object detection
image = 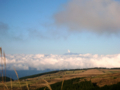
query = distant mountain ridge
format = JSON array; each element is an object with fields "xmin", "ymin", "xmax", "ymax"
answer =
[
  {"xmin": 0, "ymin": 76, "xmax": 14, "ymax": 82},
  {"xmin": 64, "ymin": 53, "xmax": 80, "ymax": 55}
]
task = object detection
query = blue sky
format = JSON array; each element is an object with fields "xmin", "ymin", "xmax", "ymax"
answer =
[{"xmin": 0, "ymin": 0, "xmax": 120, "ymax": 55}]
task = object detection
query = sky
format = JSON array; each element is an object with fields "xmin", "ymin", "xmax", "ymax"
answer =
[
  {"xmin": 0, "ymin": 0, "xmax": 120, "ymax": 55},
  {"xmin": 0, "ymin": 0, "xmax": 120, "ymax": 71}
]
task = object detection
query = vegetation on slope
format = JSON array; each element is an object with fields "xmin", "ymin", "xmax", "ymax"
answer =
[
  {"xmin": 37, "ymin": 78, "xmax": 120, "ymax": 90},
  {"xmin": 19, "ymin": 71, "xmax": 59, "ymax": 80},
  {"xmin": 0, "ymin": 76, "xmax": 13, "ymax": 82}
]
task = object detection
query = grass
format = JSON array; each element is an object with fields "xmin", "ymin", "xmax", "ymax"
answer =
[
  {"xmin": 0, "ymin": 47, "xmax": 8, "ymax": 89},
  {"xmin": 37, "ymin": 78, "xmax": 120, "ymax": 90},
  {"xmin": 10, "ymin": 77, "xmax": 12, "ymax": 90},
  {"xmin": 13, "ymin": 68, "xmax": 22, "ymax": 90},
  {"xmin": 61, "ymin": 77, "xmax": 64, "ymax": 90},
  {"xmin": 3, "ymin": 69, "xmax": 120, "ymax": 89},
  {"xmin": 42, "ymin": 79, "xmax": 52, "ymax": 90},
  {"xmin": 26, "ymin": 80, "xmax": 29, "ymax": 90}
]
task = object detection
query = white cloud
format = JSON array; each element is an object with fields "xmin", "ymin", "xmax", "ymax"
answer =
[
  {"xmin": 54, "ymin": 0, "xmax": 120, "ymax": 34},
  {"xmin": 3, "ymin": 53, "xmax": 120, "ymax": 70}
]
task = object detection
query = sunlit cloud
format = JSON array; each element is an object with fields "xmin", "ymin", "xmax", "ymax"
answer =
[{"xmin": 4, "ymin": 53, "xmax": 120, "ymax": 70}]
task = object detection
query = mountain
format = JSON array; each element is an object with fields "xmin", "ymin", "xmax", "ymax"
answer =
[
  {"xmin": 0, "ymin": 76, "xmax": 14, "ymax": 82},
  {"xmin": 64, "ymin": 53, "xmax": 80, "ymax": 55}
]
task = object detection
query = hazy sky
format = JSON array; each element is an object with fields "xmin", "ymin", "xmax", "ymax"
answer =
[{"xmin": 0, "ymin": 0, "xmax": 120, "ymax": 55}]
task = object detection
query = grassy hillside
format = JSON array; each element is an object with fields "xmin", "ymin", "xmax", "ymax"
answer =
[
  {"xmin": 19, "ymin": 68, "xmax": 120, "ymax": 80},
  {"xmin": 37, "ymin": 78, "xmax": 120, "ymax": 90},
  {"xmin": 0, "ymin": 68, "xmax": 120, "ymax": 90},
  {"xmin": 19, "ymin": 70, "xmax": 59, "ymax": 80}
]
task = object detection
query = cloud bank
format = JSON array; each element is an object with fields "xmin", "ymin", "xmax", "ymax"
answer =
[
  {"xmin": 54, "ymin": 0, "xmax": 120, "ymax": 34},
  {"xmin": 4, "ymin": 53, "xmax": 120, "ymax": 70}
]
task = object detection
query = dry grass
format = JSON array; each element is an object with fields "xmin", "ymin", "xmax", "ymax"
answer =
[
  {"xmin": 0, "ymin": 47, "xmax": 7, "ymax": 89},
  {"xmin": 10, "ymin": 77, "xmax": 13, "ymax": 90},
  {"xmin": 42, "ymin": 79, "xmax": 52, "ymax": 90},
  {"xmin": 26, "ymin": 81, "xmax": 29, "ymax": 90},
  {"xmin": 13, "ymin": 68, "xmax": 22, "ymax": 90},
  {"xmin": 61, "ymin": 77, "xmax": 64, "ymax": 90},
  {"xmin": 2, "ymin": 83, "xmax": 9, "ymax": 90}
]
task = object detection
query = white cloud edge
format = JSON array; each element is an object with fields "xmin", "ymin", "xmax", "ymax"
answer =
[{"xmin": 1, "ymin": 53, "xmax": 120, "ymax": 70}]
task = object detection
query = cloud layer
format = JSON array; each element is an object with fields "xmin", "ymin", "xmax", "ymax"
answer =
[
  {"xmin": 54, "ymin": 0, "xmax": 120, "ymax": 34},
  {"xmin": 3, "ymin": 53, "xmax": 120, "ymax": 70}
]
